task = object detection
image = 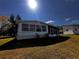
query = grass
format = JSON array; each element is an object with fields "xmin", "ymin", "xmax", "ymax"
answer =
[
  {"xmin": 0, "ymin": 35, "xmax": 79, "ymax": 59},
  {"xmin": 0, "ymin": 37, "xmax": 14, "ymax": 46}
]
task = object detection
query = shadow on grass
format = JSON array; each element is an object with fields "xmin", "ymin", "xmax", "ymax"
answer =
[{"xmin": 0, "ymin": 36, "xmax": 70, "ymax": 51}]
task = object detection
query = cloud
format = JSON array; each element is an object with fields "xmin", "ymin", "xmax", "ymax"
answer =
[
  {"xmin": 45, "ymin": 20, "xmax": 55, "ymax": 24},
  {"xmin": 65, "ymin": 18, "xmax": 71, "ymax": 21}
]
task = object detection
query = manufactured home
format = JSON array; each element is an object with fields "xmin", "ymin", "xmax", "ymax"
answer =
[
  {"xmin": 63, "ymin": 25, "xmax": 79, "ymax": 34},
  {"xmin": 17, "ymin": 20, "xmax": 59, "ymax": 40}
]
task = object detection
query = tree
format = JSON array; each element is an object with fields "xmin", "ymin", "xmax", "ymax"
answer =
[
  {"xmin": 9, "ymin": 14, "xmax": 15, "ymax": 24},
  {"xmin": 16, "ymin": 15, "xmax": 21, "ymax": 20},
  {"xmin": 15, "ymin": 15, "xmax": 21, "ymax": 24},
  {"xmin": 3, "ymin": 14, "xmax": 22, "ymax": 37},
  {"xmin": 8, "ymin": 14, "xmax": 15, "ymax": 37}
]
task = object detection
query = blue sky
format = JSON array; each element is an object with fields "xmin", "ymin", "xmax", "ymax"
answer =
[{"xmin": 0, "ymin": 0, "xmax": 79, "ymax": 25}]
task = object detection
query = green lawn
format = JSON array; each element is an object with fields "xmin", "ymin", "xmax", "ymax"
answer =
[{"xmin": 0, "ymin": 37, "xmax": 14, "ymax": 46}]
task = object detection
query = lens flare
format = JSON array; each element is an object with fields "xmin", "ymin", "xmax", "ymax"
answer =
[{"xmin": 28, "ymin": 0, "xmax": 37, "ymax": 10}]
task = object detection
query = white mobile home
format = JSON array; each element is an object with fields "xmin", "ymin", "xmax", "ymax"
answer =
[
  {"xmin": 17, "ymin": 20, "xmax": 59, "ymax": 40},
  {"xmin": 17, "ymin": 20, "xmax": 48, "ymax": 40},
  {"xmin": 63, "ymin": 25, "xmax": 79, "ymax": 34}
]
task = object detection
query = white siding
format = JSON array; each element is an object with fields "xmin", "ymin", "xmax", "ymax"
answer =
[
  {"xmin": 63, "ymin": 30, "xmax": 74, "ymax": 34},
  {"xmin": 73, "ymin": 26, "xmax": 79, "ymax": 34},
  {"xmin": 17, "ymin": 21, "xmax": 48, "ymax": 40},
  {"xmin": 63, "ymin": 25, "xmax": 79, "ymax": 34}
]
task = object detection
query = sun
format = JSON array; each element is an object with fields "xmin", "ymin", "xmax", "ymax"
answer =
[{"xmin": 28, "ymin": 0, "xmax": 37, "ymax": 10}]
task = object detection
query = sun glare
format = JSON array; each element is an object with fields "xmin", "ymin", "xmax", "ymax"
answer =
[{"xmin": 28, "ymin": 0, "xmax": 37, "ymax": 10}]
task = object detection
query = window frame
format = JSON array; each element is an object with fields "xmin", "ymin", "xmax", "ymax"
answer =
[
  {"xmin": 22, "ymin": 24, "xmax": 29, "ymax": 31},
  {"xmin": 42, "ymin": 25, "xmax": 46, "ymax": 32},
  {"xmin": 30, "ymin": 24, "xmax": 35, "ymax": 32},
  {"xmin": 36, "ymin": 25, "xmax": 41, "ymax": 32}
]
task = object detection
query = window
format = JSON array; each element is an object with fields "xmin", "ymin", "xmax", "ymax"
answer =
[
  {"xmin": 42, "ymin": 26, "xmax": 46, "ymax": 32},
  {"xmin": 36, "ymin": 25, "xmax": 41, "ymax": 32},
  {"xmin": 66, "ymin": 29, "xmax": 68, "ymax": 31},
  {"xmin": 78, "ymin": 26, "xmax": 79, "ymax": 28},
  {"xmin": 50, "ymin": 28, "xmax": 54, "ymax": 34},
  {"xmin": 30, "ymin": 24, "xmax": 35, "ymax": 31},
  {"xmin": 50, "ymin": 29, "xmax": 53, "ymax": 34},
  {"xmin": 75, "ymin": 28, "xmax": 77, "ymax": 31},
  {"xmin": 22, "ymin": 24, "xmax": 29, "ymax": 31}
]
